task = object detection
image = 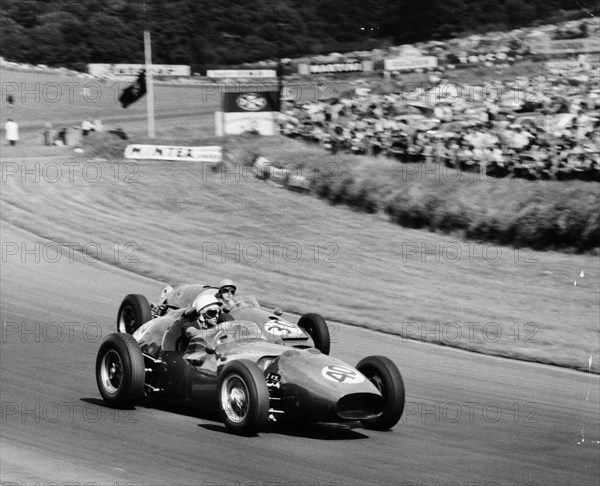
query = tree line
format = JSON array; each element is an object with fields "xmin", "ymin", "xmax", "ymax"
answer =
[{"xmin": 0, "ymin": 0, "xmax": 596, "ymax": 72}]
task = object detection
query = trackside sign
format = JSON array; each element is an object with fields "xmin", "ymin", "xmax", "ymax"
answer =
[
  {"xmin": 206, "ymin": 69, "xmax": 276, "ymax": 78},
  {"xmin": 384, "ymin": 56, "xmax": 438, "ymax": 71},
  {"xmin": 88, "ymin": 63, "xmax": 191, "ymax": 77},
  {"xmin": 124, "ymin": 145, "xmax": 222, "ymax": 162}
]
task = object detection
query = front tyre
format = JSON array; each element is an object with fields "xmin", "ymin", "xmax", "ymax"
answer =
[
  {"xmin": 117, "ymin": 294, "xmax": 152, "ymax": 334},
  {"xmin": 218, "ymin": 360, "xmax": 269, "ymax": 436},
  {"xmin": 356, "ymin": 355, "xmax": 405, "ymax": 430},
  {"xmin": 298, "ymin": 313, "xmax": 330, "ymax": 355},
  {"xmin": 96, "ymin": 333, "xmax": 145, "ymax": 408}
]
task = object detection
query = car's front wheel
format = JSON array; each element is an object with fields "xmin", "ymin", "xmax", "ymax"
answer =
[
  {"xmin": 117, "ymin": 294, "xmax": 152, "ymax": 334},
  {"xmin": 298, "ymin": 313, "xmax": 330, "ymax": 355},
  {"xmin": 356, "ymin": 355, "xmax": 405, "ymax": 430},
  {"xmin": 96, "ymin": 333, "xmax": 145, "ymax": 408},
  {"xmin": 217, "ymin": 360, "xmax": 270, "ymax": 436}
]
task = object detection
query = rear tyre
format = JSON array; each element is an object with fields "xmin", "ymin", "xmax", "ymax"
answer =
[
  {"xmin": 96, "ymin": 333, "xmax": 145, "ymax": 408},
  {"xmin": 356, "ymin": 355, "xmax": 405, "ymax": 430},
  {"xmin": 218, "ymin": 360, "xmax": 269, "ymax": 436},
  {"xmin": 298, "ymin": 313, "xmax": 330, "ymax": 355},
  {"xmin": 117, "ymin": 294, "xmax": 152, "ymax": 334}
]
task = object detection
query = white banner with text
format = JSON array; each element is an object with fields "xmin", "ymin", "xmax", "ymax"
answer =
[
  {"xmin": 124, "ymin": 145, "xmax": 222, "ymax": 162},
  {"xmin": 88, "ymin": 64, "xmax": 191, "ymax": 77}
]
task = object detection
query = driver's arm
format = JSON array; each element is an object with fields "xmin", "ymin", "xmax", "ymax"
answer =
[{"xmin": 182, "ymin": 322, "xmax": 202, "ymax": 340}]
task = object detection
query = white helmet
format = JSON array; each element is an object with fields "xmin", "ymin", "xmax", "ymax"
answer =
[{"xmin": 193, "ymin": 294, "xmax": 223, "ymax": 313}]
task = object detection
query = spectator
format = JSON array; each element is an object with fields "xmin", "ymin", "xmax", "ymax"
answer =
[
  {"xmin": 81, "ymin": 119, "xmax": 93, "ymax": 136},
  {"xmin": 5, "ymin": 119, "xmax": 19, "ymax": 146},
  {"xmin": 42, "ymin": 121, "xmax": 55, "ymax": 146}
]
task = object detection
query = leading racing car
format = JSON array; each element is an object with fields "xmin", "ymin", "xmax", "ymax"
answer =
[
  {"xmin": 116, "ymin": 283, "xmax": 332, "ymax": 354},
  {"xmin": 96, "ymin": 293, "xmax": 405, "ymax": 436}
]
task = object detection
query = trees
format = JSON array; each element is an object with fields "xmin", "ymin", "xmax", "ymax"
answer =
[{"xmin": 0, "ymin": 0, "xmax": 596, "ymax": 70}]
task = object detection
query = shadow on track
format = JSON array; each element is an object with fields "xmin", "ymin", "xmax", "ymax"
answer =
[
  {"xmin": 199, "ymin": 421, "xmax": 370, "ymax": 440},
  {"xmin": 83, "ymin": 397, "xmax": 370, "ymax": 440}
]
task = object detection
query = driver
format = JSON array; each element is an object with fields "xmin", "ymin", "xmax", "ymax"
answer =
[
  {"xmin": 182, "ymin": 294, "xmax": 223, "ymax": 341},
  {"xmin": 215, "ymin": 279, "xmax": 237, "ymax": 307}
]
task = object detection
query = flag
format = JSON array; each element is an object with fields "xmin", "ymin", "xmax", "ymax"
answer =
[{"xmin": 119, "ymin": 70, "xmax": 147, "ymax": 108}]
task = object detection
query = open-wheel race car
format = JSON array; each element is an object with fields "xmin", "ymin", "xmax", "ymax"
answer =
[
  {"xmin": 96, "ymin": 291, "xmax": 406, "ymax": 436},
  {"xmin": 117, "ymin": 283, "xmax": 331, "ymax": 354}
]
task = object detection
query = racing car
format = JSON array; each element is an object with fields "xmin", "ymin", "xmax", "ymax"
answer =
[
  {"xmin": 96, "ymin": 312, "xmax": 405, "ymax": 435},
  {"xmin": 116, "ymin": 283, "xmax": 331, "ymax": 354}
]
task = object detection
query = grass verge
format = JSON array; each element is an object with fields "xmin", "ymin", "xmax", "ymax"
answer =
[{"xmin": 2, "ymin": 129, "xmax": 597, "ymax": 372}]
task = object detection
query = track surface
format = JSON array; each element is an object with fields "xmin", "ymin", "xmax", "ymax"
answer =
[{"xmin": 1, "ymin": 222, "xmax": 599, "ymax": 485}]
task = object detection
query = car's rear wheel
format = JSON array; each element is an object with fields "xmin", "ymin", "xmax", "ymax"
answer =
[
  {"xmin": 218, "ymin": 360, "xmax": 269, "ymax": 436},
  {"xmin": 117, "ymin": 294, "xmax": 152, "ymax": 334},
  {"xmin": 96, "ymin": 333, "xmax": 145, "ymax": 408},
  {"xmin": 298, "ymin": 313, "xmax": 330, "ymax": 355},
  {"xmin": 356, "ymin": 355, "xmax": 405, "ymax": 430}
]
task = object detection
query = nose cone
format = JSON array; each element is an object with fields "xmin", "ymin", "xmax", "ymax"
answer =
[{"xmin": 269, "ymin": 349, "xmax": 383, "ymax": 422}]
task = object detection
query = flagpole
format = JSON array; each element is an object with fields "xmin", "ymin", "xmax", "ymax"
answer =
[{"xmin": 144, "ymin": 30, "xmax": 155, "ymax": 138}]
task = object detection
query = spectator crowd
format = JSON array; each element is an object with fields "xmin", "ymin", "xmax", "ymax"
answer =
[
  {"xmin": 276, "ymin": 17, "xmax": 599, "ymax": 182},
  {"xmin": 278, "ymin": 69, "xmax": 600, "ymax": 181}
]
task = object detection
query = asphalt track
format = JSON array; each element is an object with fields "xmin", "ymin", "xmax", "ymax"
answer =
[{"xmin": 1, "ymin": 222, "xmax": 599, "ymax": 486}]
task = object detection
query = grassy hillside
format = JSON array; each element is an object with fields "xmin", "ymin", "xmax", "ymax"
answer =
[
  {"xmin": 0, "ymin": 68, "xmax": 219, "ymax": 131},
  {"xmin": 1, "ymin": 67, "xmax": 598, "ymax": 372},
  {"xmin": 1, "ymin": 128, "xmax": 599, "ymax": 372}
]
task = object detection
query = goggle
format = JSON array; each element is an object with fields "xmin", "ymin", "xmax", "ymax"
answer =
[
  {"xmin": 202, "ymin": 309, "xmax": 220, "ymax": 319},
  {"xmin": 220, "ymin": 287, "xmax": 236, "ymax": 295}
]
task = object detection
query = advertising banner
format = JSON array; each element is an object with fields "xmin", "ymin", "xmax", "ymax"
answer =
[
  {"xmin": 384, "ymin": 57, "xmax": 439, "ymax": 71},
  {"xmin": 124, "ymin": 145, "xmax": 222, "ymax": 162},
  {"xmin": 215, "ymin": 112, "xmax": 277, "ymax": 136},
  {"xmin": 88, "ymin": 63, "xmax": 191, "ymax": 77},
  {"xmin": 545, "ymin": 60, "xmax": 584, "ymax": 72},
  {"xmin": 308, "ymin": 62, "xmax": 364, "ymax": 74},
  {"xmin": 217, "ymin": 90, "xmax": 280, "ymax": 136},
  {"xmin": 206, "ymin": 69, "xmax": 276, "ymax": 78},
  {"xmin": 528, "ymin": 38, "xmax": 600, "ymax": 55},
  {"xmin": 222, "ymin": 91, "xmax": 280, "ymax": 112}
]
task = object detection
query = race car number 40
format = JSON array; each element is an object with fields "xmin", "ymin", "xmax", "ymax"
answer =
[{"xmin": 322, "ymin": 365, "xmax": 364, "ymax": 384}]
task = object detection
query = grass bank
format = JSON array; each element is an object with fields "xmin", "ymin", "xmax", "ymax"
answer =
[
  {"xmin": 1, "ymin": 128, "xmax": 597, "ymax": 373},
  {"xmin": 199, "ymin": 133, "xmax": 600, "ymax": 254}
]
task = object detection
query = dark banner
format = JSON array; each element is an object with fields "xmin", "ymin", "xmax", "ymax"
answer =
[{"xmin": 223, "ymin": 91, "xmax": 280, "ymax": 113}]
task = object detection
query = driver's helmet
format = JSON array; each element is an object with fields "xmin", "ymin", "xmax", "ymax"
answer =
[
  {"xmin": 192, "ymin": 294, "xmax": 222, "ymax": 325},
  {"xmin": 217, "ymin": 279, "xmax": 236, "ymax": 293},
  {"xmin": 217, "ymin": 279, "xmax": 237, "ymax": 301}
]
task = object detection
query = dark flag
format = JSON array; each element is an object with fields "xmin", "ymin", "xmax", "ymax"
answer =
[{"xmin": 119, "ymin": 70, "xmax": 147, "ymax": 108}]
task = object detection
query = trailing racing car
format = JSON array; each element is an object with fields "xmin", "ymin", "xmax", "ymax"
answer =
[
  {"xmin": 117, "ymin": 283, "xmax": 331, "ymax": 354},
  {"xmin": 96, "ymin": 311, "xmax": 405, "ymax": 435}
]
